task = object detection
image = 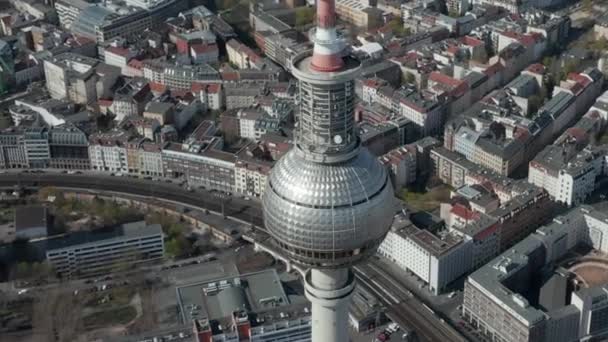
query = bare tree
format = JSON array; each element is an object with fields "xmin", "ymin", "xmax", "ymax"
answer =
[{"xmin": 32, "ymin": 286, "xmax": 83, "ymax": 342}]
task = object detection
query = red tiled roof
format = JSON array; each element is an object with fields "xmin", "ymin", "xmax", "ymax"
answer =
[
  {"xmin": 451, "ymin": 203, "xmax": 480, "ymax": 221},
  {"xmin": 221, "ymin": 71, "xmax": 239, "ymax": 81},
  {"xmin": 191, "ymin": 43, "xmax": 218, "ymax": 54},
  {"xmin": 98, "ymin": 99, "xmax": 113, "ymax": 107},
  {"xmin": 569, "ymin": 73, "xmax": 592, "ymax": 87},
  {"xmin": 566, "ymin": 127, "xmax": 587, "ymax": 141},
  {"xmin": 500, "ymin": 31, "xmax": 520, "ymax": 39},
  {"xmin": 475, "ymin": 222, "xmax": 499, "ymax": 240},
  {"xmin": 106, "ymin": 46, "xmax": 130, "ymax": 57},
  {"xmin": 362, "ymin": 78, "xmax": 382, "ymax": 88},
  {"xmin": 149, "ymin": 82, "xmax": 167, "ymax": 93},
  {"xmin": 461, "ymin": 36, "xmax": 484, "ymax": 47},
  {"xmin": 483, "ymin": 62, "xmax": 504, "ymax": 76},
  {"xmin": 429, "ymin": 72, "xmax": 464, "ymax": 88},
  {"xmin": 191, "ymin": 82, "xmax": 205, "ymax": 93},
  {"xmin": 525, "ymin": 63, "xmax": 545, "ymax": 75},
  {"xmin": 518, "ymin": 34, "xmax": 536, "ymax": 47},
  {"xmin": 206, "ymin": 83, "xmax": 221, "ymax": 94}
]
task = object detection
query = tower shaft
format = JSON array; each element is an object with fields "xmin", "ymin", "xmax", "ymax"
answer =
[{"xmin": 305, "ymin": 269, "xmax": 355, "ymax": 342}]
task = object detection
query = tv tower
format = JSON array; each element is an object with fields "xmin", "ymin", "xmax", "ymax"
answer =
[{"xmin": 262, "ymin": 0, "xmax": 396, "ymax": 340}]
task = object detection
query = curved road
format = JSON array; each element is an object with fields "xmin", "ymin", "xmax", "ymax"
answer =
[{"xmin": 0, "ymin": 173, "xmax": 265, "ymax": 227}]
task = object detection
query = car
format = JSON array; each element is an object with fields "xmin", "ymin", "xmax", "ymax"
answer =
[
  {"xmin": 17, "ymin": 289, "xmax": 28, "ymax": 295},
  {"xmin": 244, "ymin": 196, "xmax": 251, "ymax": 201},
  {"xmin": 448, "ymin": 291, "xmax": 457, "ymax": 298}
]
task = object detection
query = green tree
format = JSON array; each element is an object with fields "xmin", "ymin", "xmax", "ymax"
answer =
[
  {"xmin": 559, "ymin": 60, "xmax": 579, "ymax": 80},
  {"xmin": 168, "ymin": 222, "xmax": 185, "ymax": 238},
  {"xmin": 403, "ymin": 72, "xmax": 416, "ymax": 85},
  {"xmin": 388, "ymin": 18, "xmax": 411, "ymax": 38},
  {"xmin": 542, "ymin": 56, "xmax": 554, "ymax": 68},
  {"xmin": 295, "ymin": 6, "xmax": 315, "ymax": 27}
]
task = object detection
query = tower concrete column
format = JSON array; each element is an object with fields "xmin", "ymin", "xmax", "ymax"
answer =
[{"xmin": 304, "ymin": 268, "xmax": 355, "ymax": 342}]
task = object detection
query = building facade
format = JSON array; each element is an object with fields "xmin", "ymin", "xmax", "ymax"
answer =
[{"xmin": 46, "ymin": 221, "xmax": 164, "ymax": 278}]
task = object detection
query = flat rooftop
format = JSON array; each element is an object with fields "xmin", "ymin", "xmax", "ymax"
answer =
[{"xmin": 176, "ymin": 269, "xmax": 290, "ymax": 324}]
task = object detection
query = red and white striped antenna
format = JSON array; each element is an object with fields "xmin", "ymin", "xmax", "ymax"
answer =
[{"xmin": 310, "ymin": 0, "xmax": 345, "ymax": 72}]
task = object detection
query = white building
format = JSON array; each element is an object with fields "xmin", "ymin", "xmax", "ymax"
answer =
[
  {"xmin": 529, "ymin": 146, "xmax": 607, "ymax": 207},
  {"xmin": 378, "ymin": 214, "xmax": 473, "ymax": 294},
  {"xmin": 234, "ymin": 159, "xmax": 270, "ymax": 197},
  {"xmin": 192, "ymin": 83, "xmax": 223, "ymax": 111},
  {"xmin": 88, "ymin": 130, "xmax": 130, "ymax": 173},
  {"xmin": 43, "ymin": 53, "xmax": 99, "ymax": 103},
  {"xmin": 103, "ymin": 46, "xmax": 136, "ymax": 69}
]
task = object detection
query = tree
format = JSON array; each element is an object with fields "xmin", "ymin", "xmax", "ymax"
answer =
[
  {"xmin": 295, "ymin": 6, "xmax": 315, "ymax": 27},
  {"xmin": 542, "ymin": 56, "xmax": 554, "ymax": 68},
  {"xmin": 559, "ymin": 60, "xmax": 579, "ymax": 80},
  {"xmin": 403, "ymin": 72, "xmax": 416, "ymax": 85},
  {"xmin": 38, "ymin": 187, "xmax": 61, "ymax": 202},
  {"xmin": 388, "ymin": 18, "xmax": 411, "ymax": 38},
  {"xmin": 448, "ymin": 9, "xmax": 460, "ymax": 18}
]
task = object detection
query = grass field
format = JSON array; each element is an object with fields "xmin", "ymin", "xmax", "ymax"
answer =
[{"xmin": 400, "ymin": 185, "xmax": 452, "ymax": 212}]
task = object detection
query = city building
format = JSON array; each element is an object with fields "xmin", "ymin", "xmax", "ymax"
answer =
[
  {"xmin": 142, "ymin": 60, "xmax": 220, "ymax": 91},
  {"xmin": 88, "ymin": 130, "xmax": 130, "ymax": 173},
  {"xmin": 111, "ymin": 78, "xmax": 153, "ymax": 121},
  {"xmin": 181, "ymin": 269, "xmax": 311, "ymax": 342},
  {"xmin": 378, "ymin": 213, "xmax": 473, "ymax": 295},
  {"xmin": 143, "ymin": 101, "xmax": 174, "ymax": 126},
  {"xmin": 529, "ymin": 145, "xmax": 607, "ymax": 207},
  {"xmin": 335, "ymin": 0, "xmax": 383, "ymax": 29},
  {"xmin": 43, "ymin": 53, "xmax": 120, "ymax": 105},
  {"xmin": 379, "ymin": 145, "xmax": 417, "ymax": 189},
  {"xmin": 126, "ymin": 139, "xmax": 163, "ymax": 177},
  {"xmin": 463, "ymin": 205, "xmax": 608, "ymax": 342},
  {"xmin": 48, "ymin": 124, "xmax": 90, "ymax": 170},
  {"xmin": 224, "ymin": 84, "xmax": 264, "ymax": 110},
  {"xmin": 234, "ymin": 143, "xmax": 273, "ymax": 197},
  {"xmin": 46, "ymin": 221, "xmax": 164, "ymax": 278},
  {"xmin": 0, "ymin": 128, "xmax": 28, "ymax": 169},
  {"xmin": 23, "ymin": 127, "xmax": 51, "ymax": 168},
  {"xmin": 70, "ymin": 0, "xmax": 189, "ymax": 43},
  {"xmin": 192, "ymin": 83, "xmax": 223, "ymax": 111},
  {"xmin": 55, "ymin": 0, "xmax": 92, "ymax": 29},
  {"xmin": 162, "ymin": 139, "xmax": 235, "ymax": 193}
]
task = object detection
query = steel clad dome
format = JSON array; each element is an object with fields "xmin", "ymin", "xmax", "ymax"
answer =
[{"xmin": 262, "ymin": 145, "xmax": 396, "ymax": 268}]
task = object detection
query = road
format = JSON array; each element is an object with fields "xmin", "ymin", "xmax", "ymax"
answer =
[{"xmin": 355, "ymin": 261, "xmax": 467, "ymax": 342}]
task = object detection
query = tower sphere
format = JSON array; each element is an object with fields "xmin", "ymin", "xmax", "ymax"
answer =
[{"xmin": 262, "ymin": 145, "xmax": 395, "ymax": 268}]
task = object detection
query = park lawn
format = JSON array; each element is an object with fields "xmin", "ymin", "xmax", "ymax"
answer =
[
  {"xmin": 83, "ymin": 306, "xmax": 137, "ymax": 329},
  {"xmin": 400, "ymin": 185, "xmax": 451, "ymax": 212}
]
